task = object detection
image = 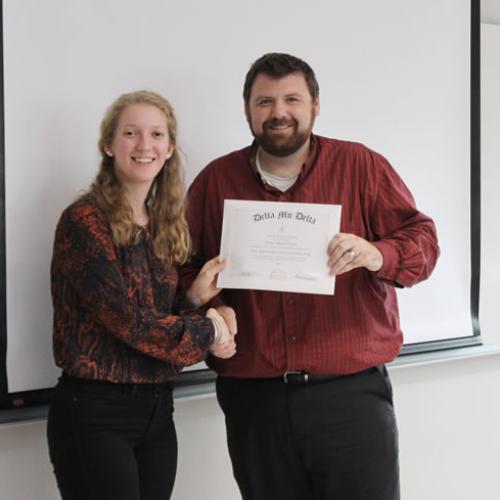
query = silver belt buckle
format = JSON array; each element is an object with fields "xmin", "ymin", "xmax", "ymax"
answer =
[{"xmin": 283, "ymin": 371, "xmax": 308, "ymax": 383}]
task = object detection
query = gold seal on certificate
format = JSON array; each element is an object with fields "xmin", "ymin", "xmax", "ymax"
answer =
[{"xmin": 217, "ymin": 200, "xmax": 342, "ymax": 295}]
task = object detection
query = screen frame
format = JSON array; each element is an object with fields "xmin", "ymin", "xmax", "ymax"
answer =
[{"xmin": 0, "ymin": 0, "xmax": 481, "ymax": 412}]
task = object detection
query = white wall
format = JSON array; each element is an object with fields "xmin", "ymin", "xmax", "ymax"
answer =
[{"xmin": 1, "ymin": 20, "xmax": 499, "ymax": 500}]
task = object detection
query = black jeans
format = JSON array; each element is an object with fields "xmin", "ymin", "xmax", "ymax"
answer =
[
  {"xmin": 47, "ymin": 375, "xmax": 177, "ymax": 500},
  {"xmin": 217, "ymin": 366, "xmax": 400, "ymax": 500}
]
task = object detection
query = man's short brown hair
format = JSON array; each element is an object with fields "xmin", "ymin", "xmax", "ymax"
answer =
[{"xmin": 243, "ymin": 53, "xmax": 320, "ymax": 103}]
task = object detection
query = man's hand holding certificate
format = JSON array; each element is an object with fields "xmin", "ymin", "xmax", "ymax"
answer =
[{"xmin": 217, "ymin": 200, "xmax": 342, "ymax": 295}]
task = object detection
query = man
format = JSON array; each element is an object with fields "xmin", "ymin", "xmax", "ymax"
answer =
[{"xmin": 181, "ymin": 53, "xmax": 439, "ymax": 500}]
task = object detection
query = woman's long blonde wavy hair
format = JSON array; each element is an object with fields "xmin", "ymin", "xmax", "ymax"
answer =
[{"xmin": 89, "ymin": 90, "xmax": 190, "ymax": 265}]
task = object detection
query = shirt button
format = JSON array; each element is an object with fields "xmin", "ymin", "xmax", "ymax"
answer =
[
  {"xmin": 289, "ymin": 336, "xmax": 297, "ymax": 343},
  {"xmin": 287, "ymin": 298, "xmax": 294, "ymax": 305}
]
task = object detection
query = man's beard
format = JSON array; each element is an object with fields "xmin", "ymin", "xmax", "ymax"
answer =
[{"xmin": 251, "ymin": 113, "xmax": 315, "ymax": 157}]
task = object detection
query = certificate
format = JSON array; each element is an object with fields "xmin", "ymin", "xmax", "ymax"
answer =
[{"xmin": 217, "ymin": 200, "xmax": 342, "ymax": 295}]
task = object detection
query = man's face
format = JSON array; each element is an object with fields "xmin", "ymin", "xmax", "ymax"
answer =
[{"xmin": 245, "ymin": 72, "xmax": 320, "ymax": 157}]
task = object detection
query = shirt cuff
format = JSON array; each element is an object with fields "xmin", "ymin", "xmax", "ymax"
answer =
[{"xmin": 371, "ymin": 240, "xmax": 403, "ymax": 287}]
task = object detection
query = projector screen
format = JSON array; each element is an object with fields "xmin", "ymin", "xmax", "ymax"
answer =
[{"xmin": 0, "ymin": 0, "xmax": 479, "ymax": 400}]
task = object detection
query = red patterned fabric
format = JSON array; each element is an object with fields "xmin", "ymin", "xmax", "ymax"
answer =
[
  {"xmin": 51, "ymin": 197, "xmax": 214, "ymax": 383},
  {"xmin": 180, "ymin": 136, "xmax": 439, "ymax": 377}
]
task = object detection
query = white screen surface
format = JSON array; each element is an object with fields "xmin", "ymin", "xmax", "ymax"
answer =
[{"xmin": 3, "ymin": 0, "xmax": 472, "ymax": 392}]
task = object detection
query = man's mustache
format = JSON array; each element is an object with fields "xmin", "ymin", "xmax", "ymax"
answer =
[{"xmin": 263, "ymin": 118, "xmax": 297, "ymax": 130}]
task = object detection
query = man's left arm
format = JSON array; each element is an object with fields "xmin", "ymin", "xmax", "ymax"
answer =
[{"xmin": 328, "ymin": 152, "xmax": 439, "ymax": 288}]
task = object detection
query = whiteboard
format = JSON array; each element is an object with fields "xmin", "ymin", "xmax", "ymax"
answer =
[{"xmin": 2, "ymin": 0, "xmax": 474, "ymax": 393}]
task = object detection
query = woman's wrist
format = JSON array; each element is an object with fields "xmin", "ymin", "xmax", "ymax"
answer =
[
  {"xmin": 206, "ymin": 307, "xmax": 232, "ymax": 345},
  {"xmin": 209, "ymin": 317, "xmax": 222, "ymax": 343},
  {"xmin": 186, "ymin": 288, "xmax": 203, "ymax": 308}
]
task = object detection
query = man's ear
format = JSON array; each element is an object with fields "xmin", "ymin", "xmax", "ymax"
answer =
[
  {"xmin": 313, "ymin": 96, "xmax": 320, "ymax": 117},
  {"xmin": 244, "ymin": 102, "xmax": 251, "ymax": 124}
]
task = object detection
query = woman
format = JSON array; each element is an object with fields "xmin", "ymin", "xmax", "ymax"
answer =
[{"xmin": 47, "ymin": 90, "xmax": 235, "ymax": 500}]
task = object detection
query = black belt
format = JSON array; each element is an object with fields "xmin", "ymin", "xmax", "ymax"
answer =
[{"xmin": 282, "ymin": 367, "xmax": 378, "ymax": 384}]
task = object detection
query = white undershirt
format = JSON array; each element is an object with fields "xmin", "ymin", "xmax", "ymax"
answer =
[{"xmin": 255, "ymin": 153, "xmax": 298, "ymax": 192}]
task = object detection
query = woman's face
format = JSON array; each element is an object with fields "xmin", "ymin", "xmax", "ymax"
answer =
[{"xmin": 109, "ymin": 103, "xmax": 174, "ymax": 190}]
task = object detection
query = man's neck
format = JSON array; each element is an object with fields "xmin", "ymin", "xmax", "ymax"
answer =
[{"xmin": 257, "ymin": 138, "xmax": 311, "ymax": 178}]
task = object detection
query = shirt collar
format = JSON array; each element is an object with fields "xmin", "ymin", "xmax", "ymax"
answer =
[{"xmin": 248, "ymin": 134, "xmax": 319, "ymax": 183}]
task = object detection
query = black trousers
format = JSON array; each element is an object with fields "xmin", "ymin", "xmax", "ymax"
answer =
[
  {"xmin": 47, "ymin": 375, "xmax": 177, "ymax": 500},
  {"xmin": 216, "ymin": 366, "xmax": 400, "ymax": 500}
]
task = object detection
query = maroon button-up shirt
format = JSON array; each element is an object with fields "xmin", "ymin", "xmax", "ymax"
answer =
[{"xmin": 180, "ymin": 136, "xmax": 439, "ymax": 377}]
